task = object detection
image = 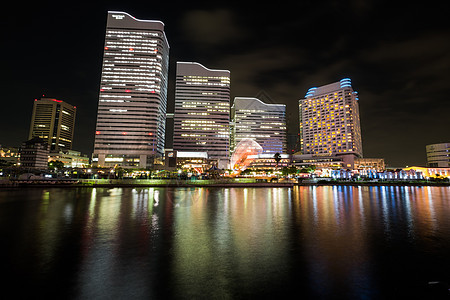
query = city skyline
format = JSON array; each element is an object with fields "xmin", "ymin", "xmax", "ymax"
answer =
[{"xmin": 1, "ymin": 1, "xmax": 449, "ymax": 167}]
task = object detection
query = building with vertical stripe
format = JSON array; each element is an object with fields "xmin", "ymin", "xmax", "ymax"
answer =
[
  {"xmin": 93, "ymin": 11, "xmax": 169, "ymax": 168},
  {"xmin": 28, "ymin": 98, "xmax": 76, "ymax": 151}
]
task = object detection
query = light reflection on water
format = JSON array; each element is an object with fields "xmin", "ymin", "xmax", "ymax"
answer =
[{"xmin": 0, "ymin": 186, "xmax": 449, "ymax": 299}]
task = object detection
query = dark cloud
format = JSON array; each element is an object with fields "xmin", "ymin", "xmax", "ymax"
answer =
[{"xmin": 179, "ymin": 9, "xmax": 246, "ymax": 48}]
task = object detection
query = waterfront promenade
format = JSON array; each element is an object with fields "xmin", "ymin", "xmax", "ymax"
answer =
[{"xmin": 1, "ymin": 178, "xmax": 448, "ymax": 188}]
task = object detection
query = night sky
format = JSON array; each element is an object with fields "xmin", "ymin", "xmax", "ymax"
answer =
[{"xmin": 2, "ymin": 0, "xmax": 449, "ymax": 167}]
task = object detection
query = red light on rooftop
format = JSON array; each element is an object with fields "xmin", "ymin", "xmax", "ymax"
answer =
[{"xmin": 51, "ymin": 99, "xmax": 62, "ymax": 103}]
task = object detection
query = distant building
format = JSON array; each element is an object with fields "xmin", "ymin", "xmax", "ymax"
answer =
[
  {"xmin": 164, "ymin": 149, "xmax": 211, "ymax": 173},
  {"xmin": 49, "ymin": 150, "xmax": 89, "ymax": 168},
  {"xmin": 231, "ymin": 97, "xmax": 286, "ymax": 154},
  {"xmin": 426, "ymin": 143, "xmax": 450, "ymax": 167},
  {"xmin": 93, "ymin": 11, "xmax": 170, "ymax": 168},
  {"xmin": 173, "ymin": 62, "xmax": 230, "ymax": 167},
  {"xmin": 28, "ymin": 98, "xmax": 76, "ymax": 151},
  {"xmin": 247, "ymin": 153, "xmax": 290, "ymax": 169},
  {"xmin": 292, "ymin": 153, "xmax": 355, "ymax": 169},
  {"xmin": 19, "ymin": 138, "xmax": 49, "ymax": 169},
  {"xmin": 299, "ymin": 78, "xmax": 362, "ymax": 158},
  {"xmin": 404, "ymin": 166, "xmax": 450, "ymax": 179},
  {"xmin": 0, "ymin": 146, "xmax": 20, "ymax": 166},
  {"xmin": 355, "ymin": 158, "xmax": 385, "ymax": 172}
]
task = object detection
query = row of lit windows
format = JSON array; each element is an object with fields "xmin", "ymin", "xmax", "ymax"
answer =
[{"xmin": 107, "ymin": 30, "xmax": 160, "ymax": 37}]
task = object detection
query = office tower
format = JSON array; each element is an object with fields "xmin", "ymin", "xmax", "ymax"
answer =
[
  {"xmin": 231, "ymin": 97, "xmax": 287, "ymax": 154},
  {"xmin": 28, "ymin": 97, "xmax": 76, "ymax": 151},
  {"xmin": 173, "ymin": 62, "xmax": 231, "ymax": 163},
  {"xmin": 299, "ymin": 78, "xmax": 363, "ymax": 157},
  {"xmin": 93, "ymin": 11, "xmax": 169, "ymax": 168},
  {"xmin": 426, "ymin": 142, "xmax": 450, "ymax": 167}
]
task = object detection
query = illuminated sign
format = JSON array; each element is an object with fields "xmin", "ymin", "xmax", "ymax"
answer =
[{"xmin": 112, "ymin": 14, "xmax": 125, "ymax": 20}]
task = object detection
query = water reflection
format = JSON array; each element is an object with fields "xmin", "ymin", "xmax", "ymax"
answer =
[{"xmin": 0, "ymin": 186, "xmax": 449, "ymax": 299}]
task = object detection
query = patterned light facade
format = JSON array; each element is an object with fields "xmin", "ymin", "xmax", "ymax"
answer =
[
  {"xmin": 28, "ymin": 98, "xmax": 76, "ymax": 151},
  {"xmin": 93, "ymin": 11, "xmax": 169, "ymax": 168},
  {"xmin": 231, "ymin": 97, "xmax": 287, "ymax": 154},
  {"xmin": 173, "ymin": 62, "xmax": 231, "ymax": 162},
  {"xmin": 299, "ymin": 78, "xmax": 363, "ymax": 157}
]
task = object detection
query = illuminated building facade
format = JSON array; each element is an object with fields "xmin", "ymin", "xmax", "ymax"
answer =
[
  {"xmin": 426, "ymin": 143, "xmax": 450, "ymax": 167},
  {"xmin": 173, "ymin": 62, "xmax": 230, "ymax": 167},
  {"xmin": 93, "ymin": 11, "xmax": 169, "ymax": 168},
  {"xmin": 28, "ymin": 98, "xmax": 76, "ymax": 151},
  {"xmin": 299, "ymin": 78, "xmax": 363, "ymax": 158},
  {"xmin": 231, "ymin": 97, "xmax": 286, "ymax": 154}
]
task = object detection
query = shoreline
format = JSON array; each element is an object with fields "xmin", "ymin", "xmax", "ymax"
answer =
[{"xmin": 1, "ymin": 179, "xmax": 449, "ymax": 188}]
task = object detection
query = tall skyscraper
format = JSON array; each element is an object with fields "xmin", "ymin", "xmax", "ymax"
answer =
[
  {"xmin": 299, "ymin": 78, "xmax": 363, "ymax": 157},
  {"xmin": 231, "ymin": 97, "xmax": 287, "ymax": 154},
  {"xmin": 28, "ymin": 97, "xmax": 76, "ymax": 151},
  {"xmin": 173, "ymin": 62, "xmax": 231, "ymax": 163},
  {"xmin": 93, "ymin": 11, "xmax": 169, "ymax": 168}
]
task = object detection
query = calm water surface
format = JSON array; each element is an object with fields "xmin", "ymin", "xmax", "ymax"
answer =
[{"xmin": 1, "ymin": 186, "xmax": 450, "ymax": 299}]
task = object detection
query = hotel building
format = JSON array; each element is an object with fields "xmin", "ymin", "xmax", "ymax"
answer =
[
  {"xmin": 93, "ymin": 11, "xmax": 169, "ymax": 168},
  {"xmin": 426, "ymin": 142, "xmax": 450, "ymax": 167},
  {"xmin": 173, "ymin": 62, "xmax": 230, "ymax": 166},
  {"xmin": 231, "ymin": 97, "xmax": 287, "ymax": 154},
  {"xmin": 299, "ymin": 78, "xmax": 363, "ymax": 158},
  {"xmin": 28, "ymin": 97, "xmax": 76, "ymax": 151}
]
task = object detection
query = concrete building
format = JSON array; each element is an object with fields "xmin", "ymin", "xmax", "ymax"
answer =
[
  {"xmin": 299, "ymin": 78, "xmax": 362, "ymax": 158},
  {"xmin": 173, "ymin": 62, "xmax": 230, "ymax": 168},
  {"xmin": 231, "ymin": 97, "xmax": 286, "ymax": 155},
  {"xmin": 93, "ymin": 11, "xmax": 170, "ymax": 168},
  {"xmin": 426, "ymin": 143, "xmax": 450, "ymax": 167},
  {"xmin": 28, "ymin": 98, "xmax": 76, "ymax": 151},
  {"xmin": 19, "ymin": 138, "xmax": 49, "ymax": 169}
]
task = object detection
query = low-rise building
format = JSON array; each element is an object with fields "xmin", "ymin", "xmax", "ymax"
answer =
[
  {"xmin": 355, "ymin": 158, "xmax": 385, "ymax": 172},
  {"xmin": 0, "ymin": 146, "xmax": 20, "ymax": 166},
  {"xmin": 48, "ymin": 150, "xmax": 89, "ymax": 168},
  {"xmin": 19, "ymin": 138, "xmax": 49, "ymax": 169}
]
